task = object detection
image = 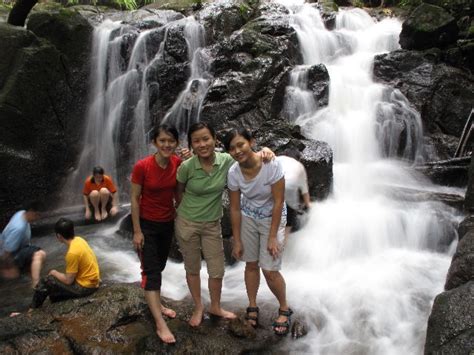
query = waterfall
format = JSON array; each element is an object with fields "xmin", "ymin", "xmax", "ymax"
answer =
[
  {"xmin": 266, "ymin": 4, "xmax": 462, "ymax": 353},
  {"xmin": 62, "ymin": 14, "xmax": 209, "ymax": 203},
  {"xmin": 57, "ymin": 4, "xmax": 464, "ymax": 354},
  {"xmin": 162, "ymin": 17, "xmax": 211, "ymax": 145}
]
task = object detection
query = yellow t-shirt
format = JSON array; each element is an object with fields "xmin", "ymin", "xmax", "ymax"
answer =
[{"xmin": 65, "ymin": 236, "xmax": 100, "ymax": 288}]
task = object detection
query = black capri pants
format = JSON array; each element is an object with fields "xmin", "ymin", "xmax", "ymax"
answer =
[{"xmin": 138, "ymin": 218, "xmax": 174, "ymax": 291}]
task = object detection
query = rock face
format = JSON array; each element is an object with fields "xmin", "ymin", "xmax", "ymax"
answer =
[
  {"xmin": 399, "ymin": 3, "xmax": 459, "ymax": 50},
  {"xmin": 0, "ymin": 10, "xmax": 92, "ymax": 226},
  {"xmin": 373, "ymin": 49, "xmax": 474, "ymax": 162},
  {"xmin": 424, "ymin": 155, "xmax": 474, "ymax": 354},
  {"xmin": 0, "ymin": 282, "xmax": 302, "ymax": 353}
]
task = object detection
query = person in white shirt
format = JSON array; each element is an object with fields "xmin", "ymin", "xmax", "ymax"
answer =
[
  {"xmin": 224, "ymin": 127, "xmax": 293, "ymax": 336},
  {"xmin": 276, "ymin": 155, "xmax": 311, "ymax": 239}
]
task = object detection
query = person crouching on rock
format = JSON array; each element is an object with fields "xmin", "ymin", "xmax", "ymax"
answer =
[
  {"xmin": 82, "ymin": 166, "xmax": 119, "ymax": 222},
  {"xmin": 30, "ymin": 218, "xmax": 100, "ymax": 309},
  {"xmin": 0, "ymin": 201, "xmax": 46, "ymax": 288},
  {"xmin": 224, "ymin": 128, "xmax": 293, "ymax": 336}
]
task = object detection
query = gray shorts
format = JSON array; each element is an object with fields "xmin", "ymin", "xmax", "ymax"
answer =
[{"xmin": 240, "ymin": 214, "xmax": 286, "ymax": 271}]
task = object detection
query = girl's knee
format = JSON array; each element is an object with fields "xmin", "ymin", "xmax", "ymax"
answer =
[
  {"xmin": 89, "ymin": 190, "xmax": 100, "ymax": 198},
  {"xmin": 99, "ymin": 188, "xmax": 110, "ymax": 195},
  {"xmin": 262, "ymin": 269, "xmax": 279, "ymax": 281},
  {"xmin": 34, "ymin": 250, "xmax": 46, "ymax": 261},
  {"xmin": 245, "ymin": 262, "xmax": 259, "ymax": 272}
]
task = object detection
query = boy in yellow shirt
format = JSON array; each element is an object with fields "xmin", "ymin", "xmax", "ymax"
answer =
[{"xmin": 31, "ymin": 218, "xmax": 100, "ymax": 308}]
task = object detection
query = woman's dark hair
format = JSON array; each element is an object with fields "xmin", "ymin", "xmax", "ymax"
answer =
[
  {"xmin": 55, "ymin": 217, "xmax": 75, "ymax": 240},
  {"xmin": 187, "ymin": 122, "xmax": 216, "ymax": 148},
  {"xmin": 151, "ymin": 124, "xmax": 179, "ymax": 142},
  {"xmin": 223, "ymin": 127, "xmax": 254, "ymax": 151},
  {"xmin": 91, "ymin": 166, "xmax": 104, "ymax": 184}
]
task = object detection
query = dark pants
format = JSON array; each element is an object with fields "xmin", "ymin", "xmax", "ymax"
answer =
[
  {"xmin": 14, "ymin": 245, "xmax": 41, "ymax": 271},
  {"xmin": 31, "ymin": 275, "xmax": 98, "ymax": 308},
  {"xmin": 138, "ymin": 218, "xmax": 174, "ymax": 291}
]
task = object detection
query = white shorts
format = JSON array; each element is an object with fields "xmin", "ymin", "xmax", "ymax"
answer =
[{"xmin": 240, "ymin": 214, "xmax": 286, "ymax": 271}]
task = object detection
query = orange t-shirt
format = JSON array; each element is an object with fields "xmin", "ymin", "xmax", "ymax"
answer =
[{"xmin": 83, "ymin": 175, "xmax": 117, "ymax": 195}]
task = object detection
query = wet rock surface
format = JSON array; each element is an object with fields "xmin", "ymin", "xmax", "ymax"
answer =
[
  {"xmin": 424, "ymin": 155, "xmax": 474, "ymax": 354},
  {"xmin": 0, "ymin": 12, "xmax": 92, "ymax": 226},
  {"xmin": 0, "ymin": 282, "xmax": 307, "ymax": 353}
]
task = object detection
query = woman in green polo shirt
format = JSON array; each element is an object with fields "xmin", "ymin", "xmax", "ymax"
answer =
[{"xmin": 176, "ymin": 122, "xmax": 273, "ymax": 327}]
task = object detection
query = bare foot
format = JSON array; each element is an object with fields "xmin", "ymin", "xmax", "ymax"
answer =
[
  {"xmin": 208, "ymin": 307, "xmax": 237, "ymax": 320},
  {"xmin": 189, "ymin": 305, "xmax": 204, "ymax": 327},
  {"xmin": 9, "ymin": 312, "xmax": 21, "ymax": 317},
  {"xmin": 161, "ymin": 305, "xmax": 176, "ymax": 319},
  {"xmin": 156, "ymin": 322, "xmax": 176, "ymax": 344},
  {"xmin": 101, "ymin": 210, "xmax": 108, "ymax": 220},
  {"xmin": 94, "ymin": 211, "xmax": 102, "ymax": 222}
]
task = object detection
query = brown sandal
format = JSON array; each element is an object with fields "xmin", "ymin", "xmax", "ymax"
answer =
[{"xmin": 245, "ymin": 307, "xmax": 259, "ymax": 328}]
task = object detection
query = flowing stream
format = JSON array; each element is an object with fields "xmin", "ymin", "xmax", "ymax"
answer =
[{"xmin": 6, "ymin": 2, "xmax": 465, "ymax": 354}]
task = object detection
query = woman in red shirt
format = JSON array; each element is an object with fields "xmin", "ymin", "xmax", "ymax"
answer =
[
  {"xmin": 130, "ymin": 124, "xmax": 184, "ymax": 344},
  {"xmin": 82, "ymin": 166, "xmax": 118, "ymax": 222}
]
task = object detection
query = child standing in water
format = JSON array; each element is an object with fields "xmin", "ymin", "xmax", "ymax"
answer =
[{"xmin": 224, "ymin": 128, "xmax": 293, "ymax": 336}]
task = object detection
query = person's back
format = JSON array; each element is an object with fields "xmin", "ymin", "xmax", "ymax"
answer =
[
  {"xmin": 1, "ymin": 211, "xmax": 30, "ymax": 255},
  {"xmin": 66, "ymin": 236, "xmax": 100, "ymax": 288},
  {"xmin": 276, "ymin": 156, "xmax": 309, "ymax": 211}
]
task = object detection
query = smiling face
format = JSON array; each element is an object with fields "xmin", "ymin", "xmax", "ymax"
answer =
[
  {"xmin": 190, "ymin": 127, "xmax": 216, "ymax": 159},
  {"xmin": 153, "ymin": 129, "xmax": 178, "ymax": 159},
  {"xmin": 228, "ymin": 134, "xmax": 255, "ymax": 164}
]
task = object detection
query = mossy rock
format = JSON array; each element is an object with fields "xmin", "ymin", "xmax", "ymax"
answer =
[
  {"xmin": 27, "ymin": 9, "xmax": 93, "ymax": 65},
  {"xmin": 399, "ymin": 3, "xmax": 459, "ymax": 49},
  {"xmin": 142, "ymin": 0, "xmax": 209, "ymax": 13}
]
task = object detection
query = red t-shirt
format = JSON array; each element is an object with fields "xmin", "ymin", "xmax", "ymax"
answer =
[
  {"xmin": 131, "ymin": 154, "xmax": 182, "ymax": 222},
  {"xmin": 83, "ymin": 175, "xmax": 117, "ymax": 195}
]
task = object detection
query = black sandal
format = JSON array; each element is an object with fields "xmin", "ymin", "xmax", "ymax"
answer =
[
  {"xmin": 272, "ymin": 308, "xmax": 293, "ymax": 336},
  {"xmin": 245, "ymin": 307, "xmax": 259, "ymax": 328}
]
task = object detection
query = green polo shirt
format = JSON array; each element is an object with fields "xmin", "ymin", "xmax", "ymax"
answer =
[{"xmin": 177, "ymin": 152, "xmax": 235, "ymax": 222}]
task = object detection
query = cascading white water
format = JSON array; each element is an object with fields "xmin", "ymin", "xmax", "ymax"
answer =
[
  {"xmin": 257, "ymin": 3, "xmax": 462, "ymax": 353},
  {"xmin": 68, "ymin": 4, "xmax": 465, "ymax": 354},
  {"xmin": 63, "ymin": 13, "xmax": 210, "ymax": 202},
  {"xmin": 162, "ymin": 18, "xmax": 211, "ymax": 144}
]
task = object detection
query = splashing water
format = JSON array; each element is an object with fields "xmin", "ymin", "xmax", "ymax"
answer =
[{"xmin": 255, "ymin": 3, "xmax": 462, "ymax": 354}]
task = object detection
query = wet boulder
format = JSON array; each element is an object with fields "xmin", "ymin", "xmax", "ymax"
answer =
[
  {"xmin": 0, "ymin": 283, "xmax": 287, "ymax": 353},
  {"xmin": 373, "ymin": 49, "xmax": 474, "ymax": 160},
  {"xmin": 399, "ymin": 3, "xmax": 459, "ymax": 50},
  {"xmin": 444, "ymin": 229, "xmax": 474, "ymax": 291},
  {"xmin": 201, "ymin": 3, "xmax": 300, "ymax": 131},
  {"xmin": 0, "ymin": 17, "xmax": 90, "ymax": 226},
  {"xmin": 424, "ymin": 281, "xmax": 474, "ymax": 355}
]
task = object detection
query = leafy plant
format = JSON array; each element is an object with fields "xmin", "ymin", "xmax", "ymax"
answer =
[{"xmin": 398, "ymin": 0, "xmax": 422, "ymax": 8}]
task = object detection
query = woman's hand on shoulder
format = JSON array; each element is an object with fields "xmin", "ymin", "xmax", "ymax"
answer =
[
  {"xmin": 259, "ymin": 147, "xmax": 275, "ymax": 163},
  {"xmin": 177, "ymin": 148, "xmax": 193, "ymax": 160}
]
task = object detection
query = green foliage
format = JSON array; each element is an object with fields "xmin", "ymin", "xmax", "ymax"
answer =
[
  {"xmin": 238, "ymin": 3, "xmax": 251, "ymax": 18},
  {"xmin": 398, "ymin": 0, "xmax": 422, "ymax": 8},
  {"xmin": 117, "ymin": 0, "xmax": 137, "ymax": 10},
  {"xmin": 353, "ymin": 0, "xmax": 365, "ymax": 7}
]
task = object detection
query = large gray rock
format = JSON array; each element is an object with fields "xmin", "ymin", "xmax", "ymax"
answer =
[
  {"xmin": 399, "ymin": 3, "xmax": 459, "ymax": 50},
  {"xmin": 0, "ymin": 282, "xmax": 296, "ymax": 353},
  {"xmin": 373, "ymin": 49, "xmax": 474, "ymax": 161},
  {"xmin": 201, "ymin": 2, "xmax": 301, "ymax": 131},
  {"xmin": 424, "ymin": 281, "xmax": 474, "ymax": 355},
  {"xmin": 445, "ymin": 229, "xmax": 474, "ymax": 290},
  {"xmin": 0, "ymin": 15, "xmax": 91, "ymax": 226}
]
